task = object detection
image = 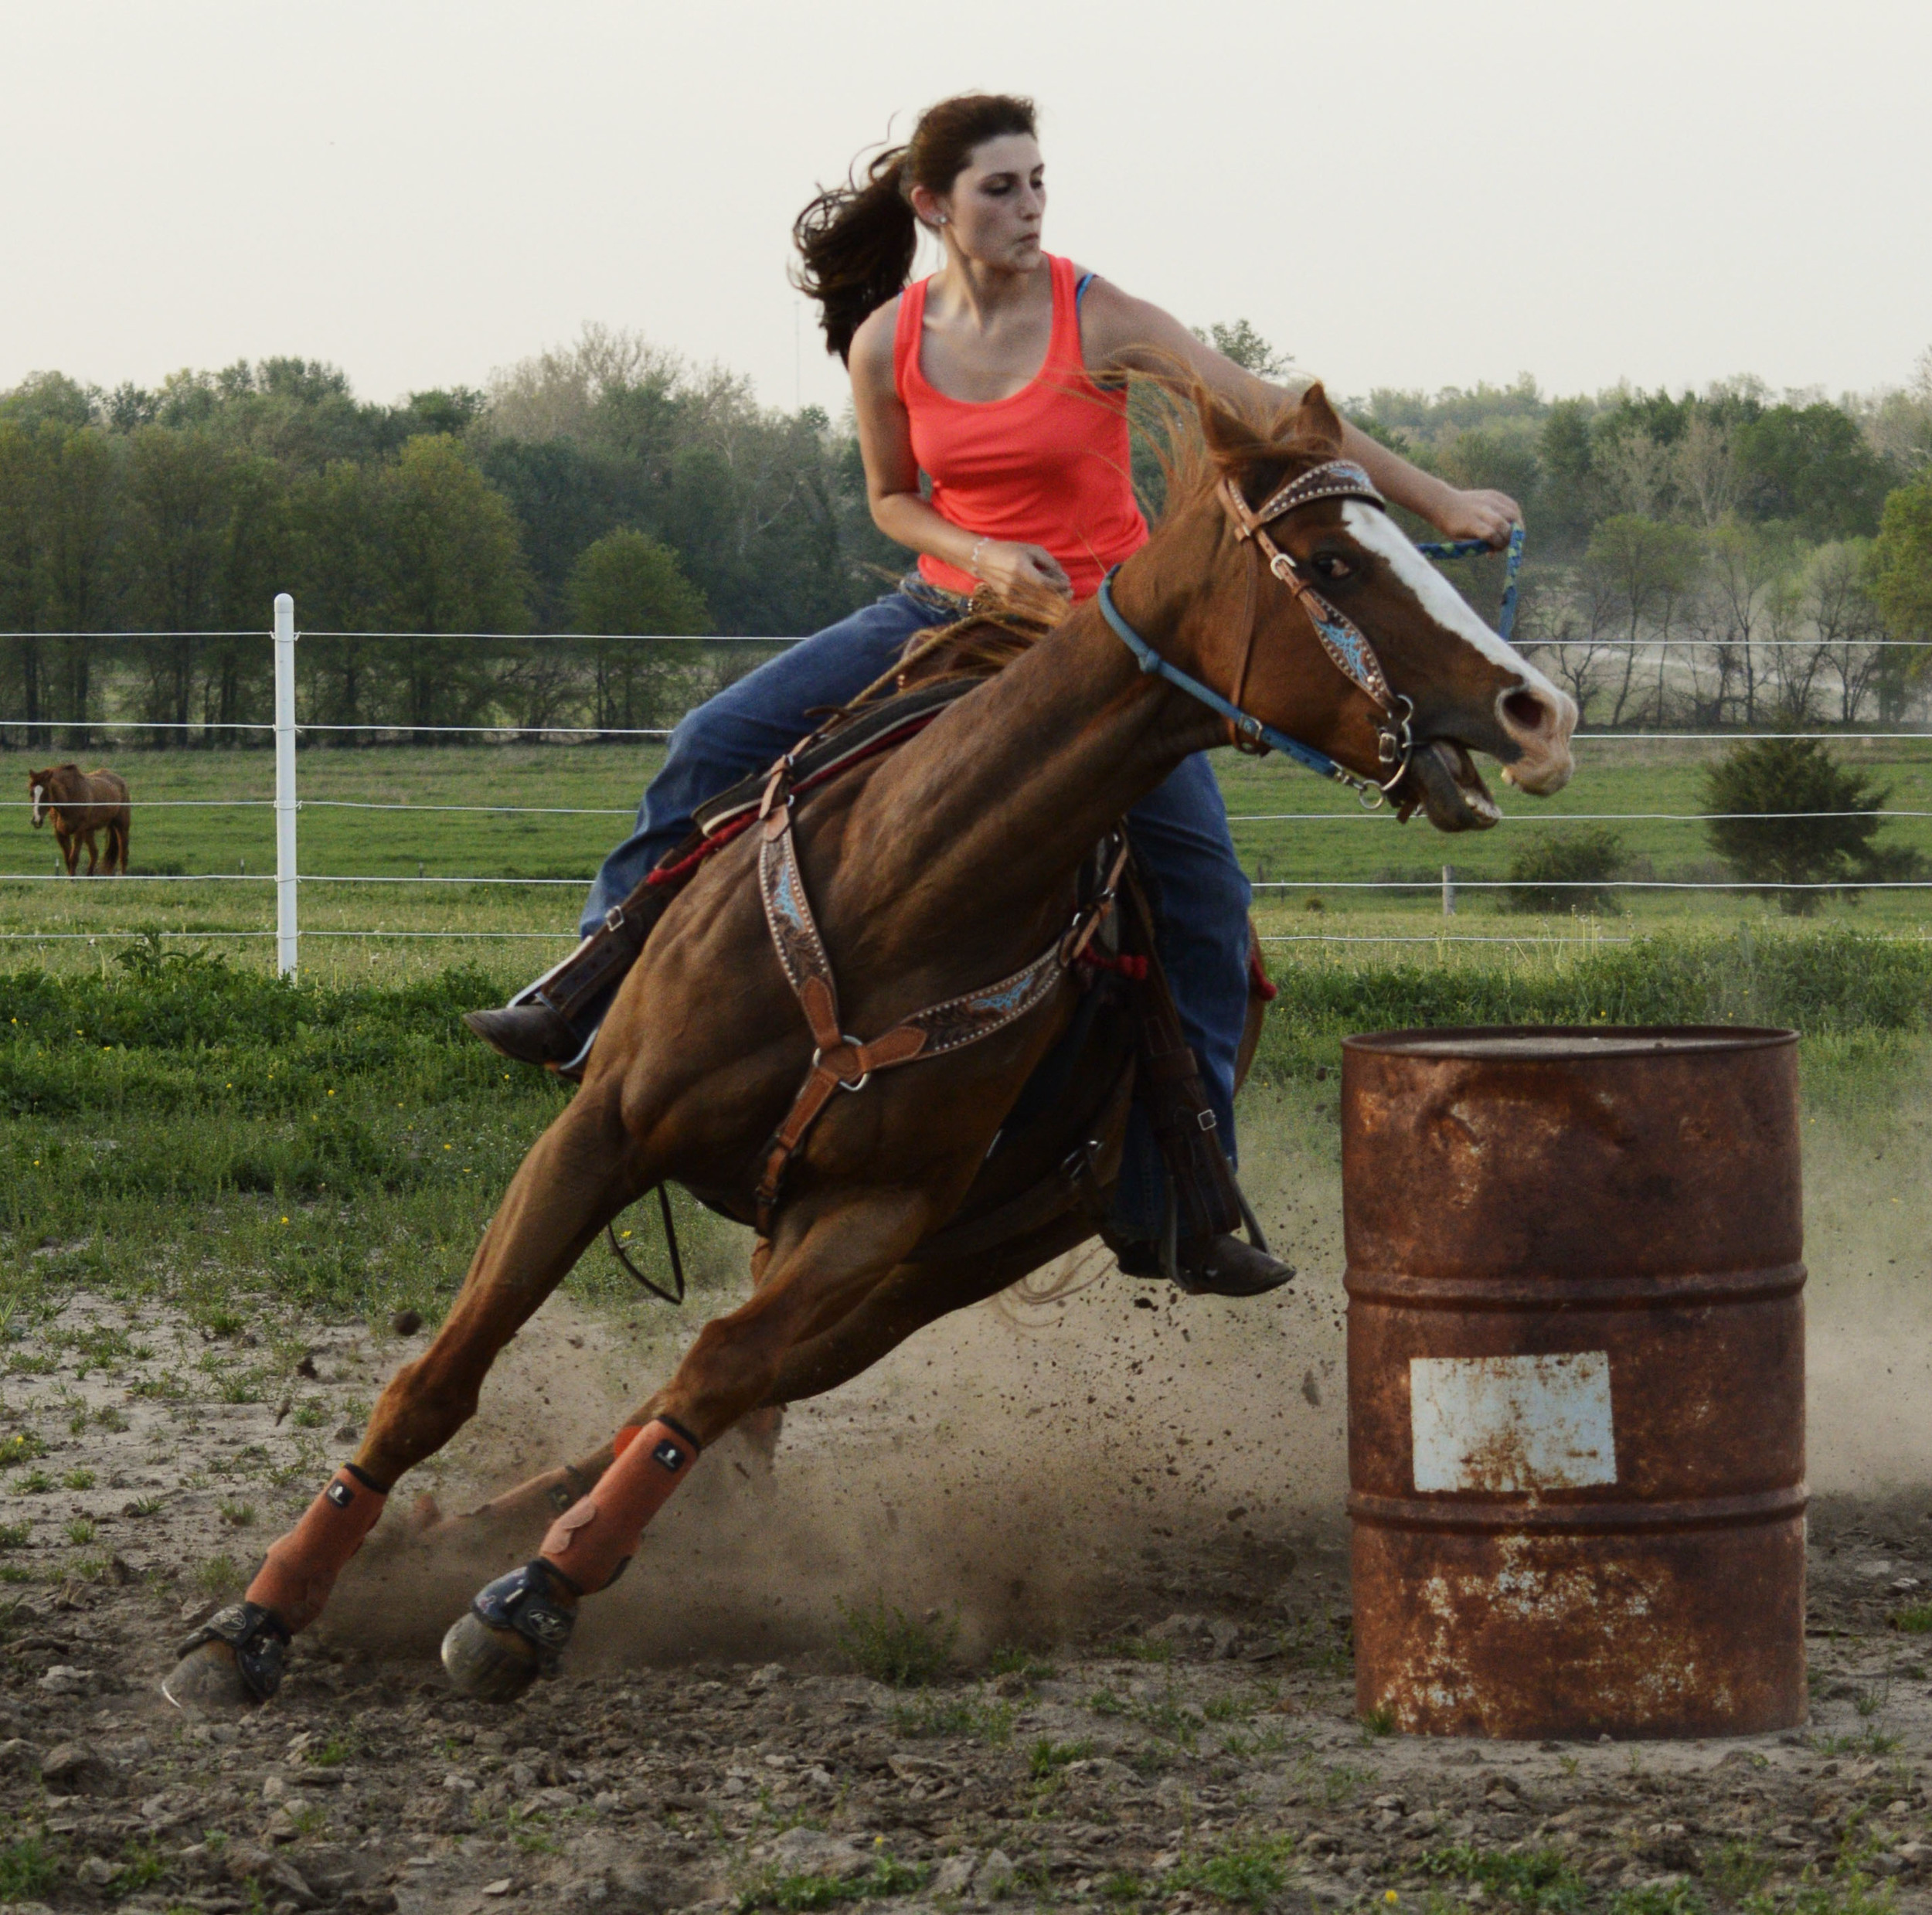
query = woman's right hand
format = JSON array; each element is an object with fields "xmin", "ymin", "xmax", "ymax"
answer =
[{"xmin": 973, "ymin": 539, "xmax": 1072, "ymax": 599}]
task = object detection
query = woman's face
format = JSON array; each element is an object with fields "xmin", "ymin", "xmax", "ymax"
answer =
[{"xmin": 923, "ymin": 134, "xmax": 1045, "ymax": 271}]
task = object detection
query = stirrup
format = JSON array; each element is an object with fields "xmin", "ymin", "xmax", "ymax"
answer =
[
  {"xmin": 1159, "ymin": 1175, "xmax": 1270, "ymax": 1285},
  {"xmin": 175, "ymin": 1600, "xmax": 292, "ymax": 1702}
]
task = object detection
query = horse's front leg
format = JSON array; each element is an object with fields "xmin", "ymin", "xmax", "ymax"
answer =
[
  {"xmin": 162, "ymin": 1078, "xmax": 648, "ymax": 1712},
  {"xmin": 440, "ymin": 1185, "xmax": 932, "ymax": 1701},
  {"xmin": 54, "ymin": 825, "xmax": 77, "ymax": 876}
]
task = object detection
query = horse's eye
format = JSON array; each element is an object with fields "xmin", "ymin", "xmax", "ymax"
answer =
[{"xmin": 1313, "ymin": 554, "xmax": 1355, "ymax": 582}]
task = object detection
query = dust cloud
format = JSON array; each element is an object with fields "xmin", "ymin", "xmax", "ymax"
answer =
[
  {"xmin": 324, "ymin": 1066, "xmax": 1932, "ymax": 1669},
  {"xmin": 1801, "ymin": 1052, "xmax": 1932, "ymax": 1496}
]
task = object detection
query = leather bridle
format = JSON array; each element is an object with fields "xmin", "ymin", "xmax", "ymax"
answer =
[{"xmin": 1096, "ymin": 457, "xmax": 1417, "ymax": 809}]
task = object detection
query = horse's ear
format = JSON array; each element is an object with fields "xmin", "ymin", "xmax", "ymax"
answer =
[
  {"xmin": 1197, "ymin": 389, "xmax": 1257, "ymax": 468},
  {"xmin": 1294, "ymin": 381, "xmax": 1345, "ymax": 452}
]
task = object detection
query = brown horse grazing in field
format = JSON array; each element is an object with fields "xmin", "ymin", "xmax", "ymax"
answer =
[
  {"xmin": 165, "ymin": 386, "xmax": 1577, "ymax": 1712},
  {"xmin": 29, "ymin": 764, "xmax": 131, "ymax": 876}
]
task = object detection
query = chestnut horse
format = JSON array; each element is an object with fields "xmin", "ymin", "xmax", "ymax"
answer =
[
  {"xmin": 29, "ymin": 764, "xmax": 131, "ymax": 876},
  {"xmin": 165, "ymin": 387, "xmax": 1577, "ymax": 1711}
]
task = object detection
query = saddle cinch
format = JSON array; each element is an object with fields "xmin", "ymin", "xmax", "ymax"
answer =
[{"xmin": 585, "ymin": 657, "xmax": 1274, "ymax": 1294}]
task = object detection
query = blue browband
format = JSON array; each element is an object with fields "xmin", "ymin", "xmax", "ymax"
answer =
[{"xmin": 1094, "ymin": 568, "xmax": 1355, "ymax": 787}]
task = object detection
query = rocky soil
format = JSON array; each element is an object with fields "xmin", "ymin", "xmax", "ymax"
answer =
[{"xmin": 2, "ymin": 1288, "xmax": 1930, "ymax": 1915}]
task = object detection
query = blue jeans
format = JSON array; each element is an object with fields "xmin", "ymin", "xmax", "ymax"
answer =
[{"xmin": 583, "ymin": 587, "xmax": 1253, "ymax": 1240}]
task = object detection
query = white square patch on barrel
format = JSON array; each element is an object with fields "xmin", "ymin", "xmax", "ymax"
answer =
[{"xmin": 1409, "ymin": 1351, "xmax": 1616, "ymax": 1492}]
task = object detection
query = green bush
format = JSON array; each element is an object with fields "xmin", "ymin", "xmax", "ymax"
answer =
[
  {"xmin": 1502, "ymin": 825, "xmax": 1626, "ymax": 914},
  {"xmin": 1704, "ymin": 734, "xmax": 1926, "ymax": 916}
]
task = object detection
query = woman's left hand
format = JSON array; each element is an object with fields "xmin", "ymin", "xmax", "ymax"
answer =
[{"xmin": 1434, "ymin": 488, "xmax": 1522, "ymax": 546}]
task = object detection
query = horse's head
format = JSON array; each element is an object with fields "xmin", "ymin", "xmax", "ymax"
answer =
[
  {"xmin": 1192, "ymin": 386, "xmax": 1575, "ymax": 829},
  {"xmin": 27, "ymin": 767, "xmax": 56, "ymax": 828}
]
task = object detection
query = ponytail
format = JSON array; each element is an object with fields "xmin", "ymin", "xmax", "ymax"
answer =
[
  {"xmin": 792, "ymin": 148, "xmax": 920, "ymax": 367},
  {"xmin": 792, "ymin": 93, "xmax": 1038, "ymax": 366}
]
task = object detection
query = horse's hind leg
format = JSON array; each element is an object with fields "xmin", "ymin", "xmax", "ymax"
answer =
[
  {"xmin": 436, "ymin": 1203, "xmax": 1097, "ymax": 1560},
  {"xmin": 442, "ymin": 1185, "xmax": 934, "ymax": 1701},
  {"xmin": 111, "ymin": 815, "xmax": 130, "ymax": 875},
  {"xmin": 163, "ymin": 1078, "xmax": 651, "ymax": 1712},
  {"xmin": 760, "ymin": 1213, "xmax": 1096, "ymax": 1409},
  {"xmin": 425, "ymin": 1215, "xmax": 1081, "ymax": 1688}
]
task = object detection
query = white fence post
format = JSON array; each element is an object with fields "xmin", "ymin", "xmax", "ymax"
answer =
[
  {"xmin": 1441, "ymin": 864, "xmax": 1456, "ymax": 917},
  {"xmin": 274, "ymin": 594, "xmax": 298, "ymax": 977}
]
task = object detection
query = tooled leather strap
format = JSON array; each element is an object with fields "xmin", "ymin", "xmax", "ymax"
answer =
[
  {"xmin": 759, "ymin": 774, "xmax": 845, "ymax": 1055},
  {"xmin": 752, "ymin": 791, "xmax": 1117, "ymax": 1234},
  {"xmin": 1238, "ymin": 458, "xmax": 1385, "ymax": 527},
  {"xmin": 1217, "ymin": 469, "xmax": 1396, "ymax": 712}
]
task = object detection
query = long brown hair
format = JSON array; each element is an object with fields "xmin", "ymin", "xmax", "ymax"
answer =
[{"xmin": 792, "ymin": 94, "xmax": 1038, "ymax": 365}]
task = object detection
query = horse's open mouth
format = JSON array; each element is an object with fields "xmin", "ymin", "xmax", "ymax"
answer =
[{"xmin": 1403, "ymin": 740, "xmax": 1502, "ymax": 832}]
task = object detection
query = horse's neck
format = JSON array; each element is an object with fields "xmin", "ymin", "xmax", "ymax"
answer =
[{"xmin": 852, "ymin": 549, "xmax": 1230, "ymax": 936}]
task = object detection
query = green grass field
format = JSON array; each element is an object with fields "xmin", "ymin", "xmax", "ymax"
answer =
[
  {"xmin": 0, "ymin": 918, "xmax": 1926, "ymax": 1341},
  {"xmin": 4, "ymin": 739, "xmax": 1930, "ymax": 985},
  {"xmin": 2, "ymin": 734, "xmax": 1927, "ymax": 1343}
]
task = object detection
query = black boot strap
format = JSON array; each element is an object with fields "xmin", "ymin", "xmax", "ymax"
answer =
[{"xmin": 176, "ymin": 1600, "xmax": 292, "ymax": 1701}]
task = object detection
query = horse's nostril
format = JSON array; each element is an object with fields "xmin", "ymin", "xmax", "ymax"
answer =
[{"xmin": 1502, "ymin": 689, "xmax": 1548, "ymax": 733}]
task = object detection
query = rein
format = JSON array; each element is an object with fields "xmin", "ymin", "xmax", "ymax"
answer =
[
  {"xmin": 1418, "ymin": 525, "xmax": 1526, "ymax": 645},
  {"xmin": 1096, "ymin": 461, "xmax": 1525, "ymax": 810}
]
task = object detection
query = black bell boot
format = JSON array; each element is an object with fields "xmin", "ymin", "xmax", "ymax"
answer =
[{"xmin": 464, "ymin": 880, "xmax": 670, "ymax": 1079}]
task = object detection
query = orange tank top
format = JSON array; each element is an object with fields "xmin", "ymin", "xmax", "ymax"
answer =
[{"xmin": 894, "ymin": 253, "xmax": 1148, "ymax": 600}]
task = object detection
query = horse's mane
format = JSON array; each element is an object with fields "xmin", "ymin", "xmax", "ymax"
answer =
[{"xmin": 1150, "ymin": 372, "xmax": 1342, "ymax": 507}]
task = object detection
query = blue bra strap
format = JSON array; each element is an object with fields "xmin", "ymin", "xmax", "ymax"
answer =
[{"xmin": 1075, "ymin": 271, "xmax": 1096, "ymax": 308}]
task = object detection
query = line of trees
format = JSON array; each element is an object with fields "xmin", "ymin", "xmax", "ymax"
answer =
[
  {"xmin": 2, "ymin": 325, "xmax": 1929, "ymax": 747},
  {"xmin": 1334, "ymin": 355, "xmax": 1932, "ymax": 729}
]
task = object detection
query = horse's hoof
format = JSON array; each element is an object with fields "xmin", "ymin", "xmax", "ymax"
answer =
[
  {"xmin": 440, "ymin": 1611, "xmax": 543, "ymax": 1702},
  {"xmin": 162, "ymin": 1640, "xmax": 260, "ymax": 1714},
  {"xmin": 165, "ymin": 1600, "xmax": 291, "ymax": 1709}
]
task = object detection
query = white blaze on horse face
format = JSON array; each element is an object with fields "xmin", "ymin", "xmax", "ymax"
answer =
[
  {"xmin": 1339, "ymin": 502, "xmax": 1576, "ymax": 793},
  {"xmin": 30, "ymin": 784, "xmax": 44, "ymax": 826}
]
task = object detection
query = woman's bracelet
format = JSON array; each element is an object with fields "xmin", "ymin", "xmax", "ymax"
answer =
[{"xmin": 967, "ymin": 536, "xmax": 989, "ymax": 578}]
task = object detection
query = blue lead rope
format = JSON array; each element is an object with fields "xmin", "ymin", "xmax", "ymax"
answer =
[
  {"xmin": 1417, "ymin": 524, "xmax": 1526, "ymax": 645},
  {"xmin": 1094, "ymin": 570, "xmax": 1357, "ymax": 788}
]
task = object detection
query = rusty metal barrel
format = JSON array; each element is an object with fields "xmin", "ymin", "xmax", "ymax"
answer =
[{"xmin": 1344, "ymin": 1026, "xmax": 1806, "ymax": 1740}]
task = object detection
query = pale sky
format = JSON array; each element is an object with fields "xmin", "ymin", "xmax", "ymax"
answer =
[{"xmin": 3, "ymin": 0, "xmax": 1927, "ymax": 420}]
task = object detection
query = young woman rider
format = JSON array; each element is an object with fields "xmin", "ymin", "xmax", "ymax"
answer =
[{"xmin": 467, "ymin": 92, "xmax": 1522, "ymax": 1296}]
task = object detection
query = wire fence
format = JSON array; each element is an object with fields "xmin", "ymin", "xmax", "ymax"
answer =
[{"xmin": 5, "ymin": 601, "xmax": 1931, "ymax": 968}]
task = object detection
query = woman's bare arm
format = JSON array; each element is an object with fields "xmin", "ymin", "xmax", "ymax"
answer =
[{"xmin": 1077, "ymin": 277, "xmax": 1522, "ymax": 546}]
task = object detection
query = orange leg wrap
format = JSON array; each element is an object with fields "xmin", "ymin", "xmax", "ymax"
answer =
[
  {"xmin": 245, "ymin": 1468, "xmax": 389, "ymax": 1631},
  {"xmin": 538, "ymin": 1418, "xmax": 698, "ymax": 1594}
]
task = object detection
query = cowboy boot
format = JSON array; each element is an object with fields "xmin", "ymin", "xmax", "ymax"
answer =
[
  {"xmin": 463, "ymin": 879, "xmax": 671, "ymax": 1077},
  {"xmin": 1114, "ymin": 889, "xmax": 1294, "ymax": 1300},
  {"xmin": 1113, "ymin": 1230, "xmax": 1294, "ymax": 1298}
]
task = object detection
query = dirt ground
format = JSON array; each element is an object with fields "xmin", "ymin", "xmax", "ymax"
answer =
[{"xmin": 2, "ymin": 1273, "xmax": 1930, "ymax": 1915}]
